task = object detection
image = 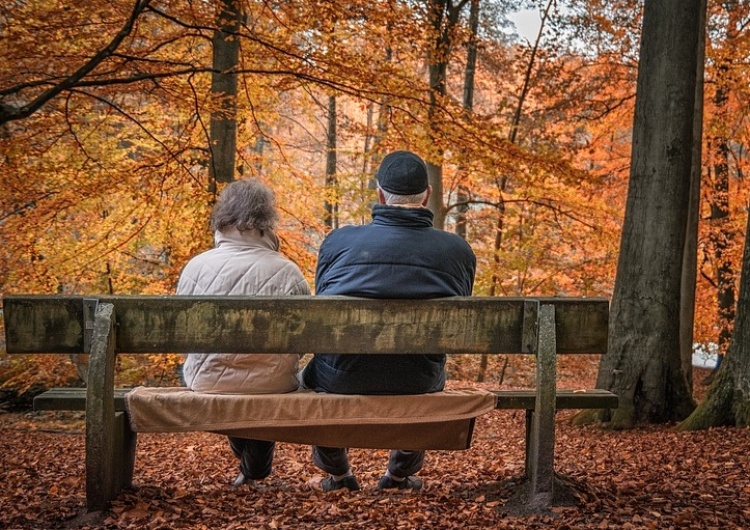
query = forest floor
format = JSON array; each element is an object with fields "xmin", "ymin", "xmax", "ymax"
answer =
[{"xmin": 1, "ymin": 359, "xmax": 749, "ymax": 530}]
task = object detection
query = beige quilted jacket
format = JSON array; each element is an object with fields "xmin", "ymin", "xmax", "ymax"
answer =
[{"xmin": 177, "ymin": 227, "xmax": 311, "ymax": 394}]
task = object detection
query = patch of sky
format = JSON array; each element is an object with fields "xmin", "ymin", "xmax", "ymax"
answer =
[{"xmin": 692, "ymin": 343, "xmax": 718, "ymax": 369}]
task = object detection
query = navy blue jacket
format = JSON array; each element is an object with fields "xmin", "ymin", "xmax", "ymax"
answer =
[{"xmin": 302, "ymin": 205, "xmax": 476, "ymax": 394}]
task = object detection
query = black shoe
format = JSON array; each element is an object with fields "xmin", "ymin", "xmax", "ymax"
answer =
[
  {"xmin": 232, "ymin": 473, "xmax": 249, "ymax": 488},
  {"xmin": 320, "ymin": 475, "xmax": 360, "ymax": 492},
  {"xmin": 376, "ymin": 475, "xmax": 423, "ymax": 491}
]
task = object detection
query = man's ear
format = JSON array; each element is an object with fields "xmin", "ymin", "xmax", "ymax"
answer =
[
  {"xmin": 422, "ymin": 185, "xmax": 432, "ymax": 207},
  {"xmin": 377, "ymin": 188, "xmax": 386, "ymax": 205}
]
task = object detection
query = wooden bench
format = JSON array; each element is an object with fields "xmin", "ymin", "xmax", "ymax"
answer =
[{"xmin": 3, "ymin": 295, "xmax": 617, "ymax": 512}]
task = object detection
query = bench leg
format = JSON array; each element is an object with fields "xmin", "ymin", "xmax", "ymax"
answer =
[
  {"xmin": 87, "ymin": 411, "xmax": 136, "ymax": 512},
  {"xmin": 524, "ymin": 409, "xmax": 532, "ymax": 475},
  {"xmin": 525, "ymin": 304, "xmax": 557, "ymax": 507},
  {"xmin": 85, "ymin": 303, "xmax": 120, "ymax": 512},
  {"xmin": 113, "ymin": 412, "xmax": 137, "ymax": 491}
]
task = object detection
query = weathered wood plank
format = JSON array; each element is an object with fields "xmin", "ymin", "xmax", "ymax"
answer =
[
  {"xmin": 33, "ymin": 388, "xmax": 131, "ymax": 411},
  {"xmin": 2, "ymin": 296, "xmax": 84, "ymax": 353},
  {"xmin": 33, "ymin": 387, "xmax": 618, "ymax": 413},
  {"xmin": 4, "ymin": 295, "xmax": 608, "ymax": 355},
  {"xmin": 538, "ymin": 297, "xmax": 610, "ymax": 354}
]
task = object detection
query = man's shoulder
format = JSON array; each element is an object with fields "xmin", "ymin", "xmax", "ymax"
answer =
[
  {"xmin": 321, "ymin": 224, "xmax": 369, "ymax": 244},
  {"xmin": 326, "ymin": 223, "xmax": 367, "ymax": 236},
  {"xmin": 429, "ymin": 228, "xmax": 476, "ymax": 253}
]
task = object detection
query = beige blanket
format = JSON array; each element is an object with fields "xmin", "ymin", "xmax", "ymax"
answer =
[{"xmin": 125, "ymin": 387, "xmax": 497, "ymax": 450}]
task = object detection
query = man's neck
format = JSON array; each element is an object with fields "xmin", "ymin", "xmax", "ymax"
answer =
[{"xmin": 386, "ymin": 203, "xmax": 423, "ymax": 208}]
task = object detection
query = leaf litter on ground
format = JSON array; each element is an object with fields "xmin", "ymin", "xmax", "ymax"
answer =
[{"xmin": 1, "ymin": 362, "xmax": 748, "ymax": 529}]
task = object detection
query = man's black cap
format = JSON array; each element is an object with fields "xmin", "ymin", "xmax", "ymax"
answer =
[{"xmin": 376, "ymin": 151, "xmax": 429, "ymax": 195}]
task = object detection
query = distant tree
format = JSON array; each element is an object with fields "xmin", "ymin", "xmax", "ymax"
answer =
[
  {"xmin": 325, "ymin": 94, "xmax": 339, "ymax": 229},
  {"xmin": 455, "ymin": 0, "xmax": 479, "ymax": 243},
  {"xmin": 698, "ymin": 1, "xmax": 750, "ymax": 384},
  {"xmin": 424, "ymin": 0, "xmax": 470, "ymax": 228},
  {"xmin": 209, "ymin": 0, "xmax": 243, "ymax": 185},
  {"xmin": 488, "ymin": 0, "xmax": 555, "ymax": 297}
]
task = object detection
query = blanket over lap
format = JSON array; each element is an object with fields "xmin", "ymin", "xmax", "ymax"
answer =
[{"xmin": 125, "ymin": 387, "xmax": 497, "ymax": 450}]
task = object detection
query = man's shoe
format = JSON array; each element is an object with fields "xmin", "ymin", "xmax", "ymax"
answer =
[
  {"xmin": 320, "ymin": 475, "xmax": 360, "ymax": 492},
  {"xmin": 232, "ymin": 473, "xmax": 249, "ymax": 488},
  {"xmin": 376, "ymin": 475, "xmax": 423, "ymax": 491}
]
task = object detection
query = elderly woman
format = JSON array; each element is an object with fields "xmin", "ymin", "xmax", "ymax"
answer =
[{"xmin": 177, "ymin": 178, "xmax": 311, "ymax": 488}]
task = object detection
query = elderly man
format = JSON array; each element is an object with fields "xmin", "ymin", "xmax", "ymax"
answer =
[{"xmin": 303, "ymin": 150, "xmax": 476, "ymax": 491}]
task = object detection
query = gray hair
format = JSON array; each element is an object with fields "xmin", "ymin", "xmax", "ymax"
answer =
[
  {"xmin": 378, "ymin": 186, "xmax": 428, "ymax": 205},
  {"xmin": 210, "ymin": 178, "xmax": 279, "ymax": 232}
]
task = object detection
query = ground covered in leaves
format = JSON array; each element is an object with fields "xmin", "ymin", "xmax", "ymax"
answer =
[{"xmin": 1, "ymin": 360, "xmax": 749, "ymax": 530}]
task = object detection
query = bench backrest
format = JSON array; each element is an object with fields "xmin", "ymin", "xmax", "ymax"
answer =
[{"xmin": 3, "ymin": 295, "xmax": 608, "ymax": 356}]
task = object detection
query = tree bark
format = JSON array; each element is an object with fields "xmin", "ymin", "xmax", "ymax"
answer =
[
  {"xmin": 325, "ymin": 95, "xmax": 338, "ymax": 229},
  {"xmin": 425, "ymin": 0, "xmax": 469, "ymax": 229},
  {"xmin": 456, "ymin": 0, "xmax": 478, "ymax": 243},
  {"xmin": 678, "ymin": 202, "xmax": 750, "ymax": 429},
  {"xmin": 680, "ymin": 0, "xmax": 707, "ymax": 391},
  {"xmin": 705, "ymin": 5, "xmax": 741, "ymax": 377},
  {"xmin": 209, "ymin": 0, "xmax": 242, "ymax": 185},
  {"xmin": 591, "ymin": 0, "xmax": 704, "ymax": 427}
]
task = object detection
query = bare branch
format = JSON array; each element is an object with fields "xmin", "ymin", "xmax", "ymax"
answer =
[{"xmin": 446, "ymin": 197, "xmax": 600, "ymax": 231}]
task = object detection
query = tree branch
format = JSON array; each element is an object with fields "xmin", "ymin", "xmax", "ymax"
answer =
[{"xmin": 0, "ymin": 0, "xmax": 153, "ymax": 126}]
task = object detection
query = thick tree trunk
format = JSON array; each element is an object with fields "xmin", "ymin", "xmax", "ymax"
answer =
[
  {"xmin": 678, "ymin": 206, "xmax": 750, "ymax": 429},
  {"xmin": 591, "ymin": 0, "xmax": 704, "ymax": 427}
]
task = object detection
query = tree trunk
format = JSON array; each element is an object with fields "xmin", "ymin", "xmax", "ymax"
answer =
[
  {"xmin": 459, "ymin": 0, "xmax": 484, "ymax": 380},
  {"xmin": 680, "ymin": 0, "xmax": 707, "ymax": 391},
  {"xmin": 425, "ymin": 0, "xmax": 447, "ymax": 229},
  {"xmin": 678, "ymin": 203, "xmax": 750, "ymax": 429},
  {"xmin": 705, "ymin": 6, "xmax": 741, "ymax": 379},
  {"xmin": 679, "ymin": 2, "xmax": 750, "ymax": 428},
  {"xmin": 425, "ymin": 0, "xmax": 468, "ymax": 229},
  {"xmin": 252, "ymin": 125, "xmax": 267, "ymax": 176},
  {"xmin": 369, "ymin": 42, "xmax": 392, "ymax": 215},
  {"xmin": 591, "ymin": 0, "xmax": 704, "ymax": 427},
  {"xmin": 325, "ymin": 95, "xmax": 338, "ymax": 229},
  {"xmin": 455, "ymin": 0, "xmax": 478, "ymax": 243},
  {"xmin": 209, "ymin": 0, "xmax": 242, "ymax": 185}
]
